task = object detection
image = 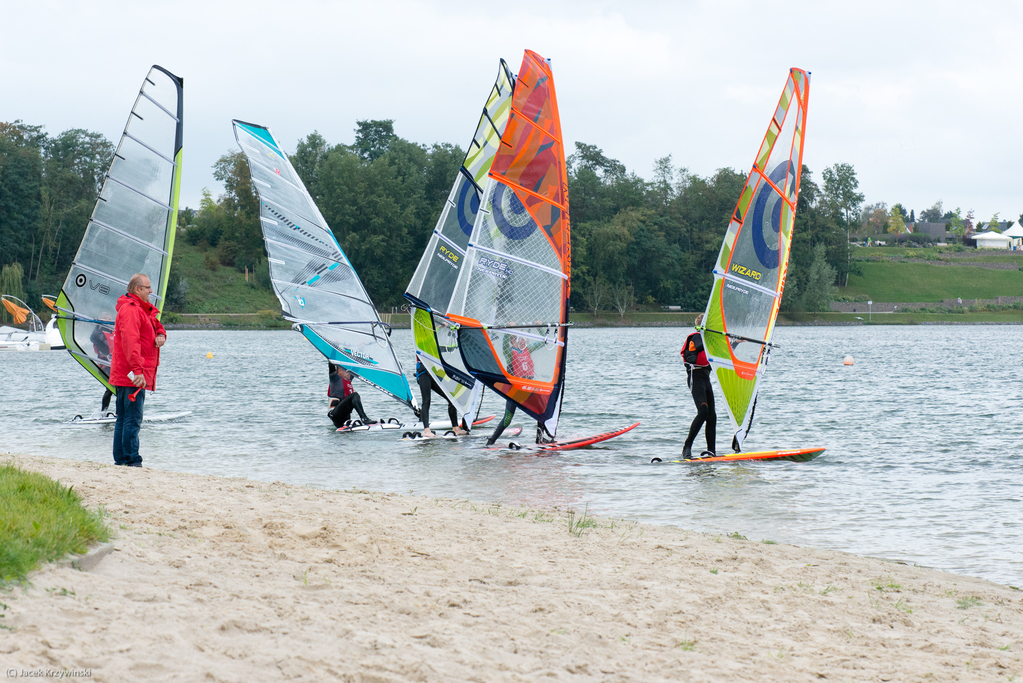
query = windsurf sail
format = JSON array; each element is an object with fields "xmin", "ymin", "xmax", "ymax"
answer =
[
  {"xmin": 232, "ymin": 120, "xmax": 417, "ymax": 412},
  {"xmin": 56, "ymin": 65, "xmax": 184, "ymax": 391},
  {"xmin": 404, "ymin": 59, "xmax": 516, "ymax": 426},
  {"xmin": 447, "ymin": 50, "xmax": 571, "ymax": 442},
  {"xmin": 700, "ymin": 68, "xmax": 810, "ymax": 450}
]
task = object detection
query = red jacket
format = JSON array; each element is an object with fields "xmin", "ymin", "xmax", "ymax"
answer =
[{"xmin": 110, "ymin": 293, "xmax": 166, "ymax": 389}]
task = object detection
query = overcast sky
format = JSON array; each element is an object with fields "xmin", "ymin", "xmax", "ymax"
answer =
[{"xmin": 3, "ymin": 0, "xmax": 1021, "ymax": 224}]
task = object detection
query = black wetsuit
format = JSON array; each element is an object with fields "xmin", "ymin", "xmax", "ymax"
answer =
[
  {"xmin": 327, "ymin": 365, "xmax": 369, "ymax": 428},
  {"xmin": 415, "ymin": 361, "xmax": 459, "ymax": 430},
  {"xmin": 683, "ymin": 332, "xmax": 716, "ymax": 456}
]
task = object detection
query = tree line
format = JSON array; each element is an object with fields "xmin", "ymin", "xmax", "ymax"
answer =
[{"xmin": 1, "ymin": 117, "xmax": 865, "ymax": 321}]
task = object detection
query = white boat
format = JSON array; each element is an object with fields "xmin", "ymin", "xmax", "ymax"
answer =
[{"xmin": 0, "ymin": 295, "xmax": 61, "ymax": 351}]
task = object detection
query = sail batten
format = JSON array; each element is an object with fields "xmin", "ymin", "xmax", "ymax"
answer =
[
  {"xmin": 57, "ymin": 65, "xmax": 184, "ymax": 393},
  {"xmin": 701, "ymin": 68, "xmax": 809, "ymax": 450},
  {"xmin": 233, "ymin": 120, "xmax": 417, "ymax": 411}
]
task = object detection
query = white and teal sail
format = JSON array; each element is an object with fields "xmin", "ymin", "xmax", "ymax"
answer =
[
  {"xmin": 56, "ymin": 65, "xmax": 184, "ymax": 390},
  {"xmin": 232, "ymin": 120, "xmax": 417, "ymax": 412},
  {"xmin": 404, "ymin": 59, "xmax": 516, "ymax": 426}
]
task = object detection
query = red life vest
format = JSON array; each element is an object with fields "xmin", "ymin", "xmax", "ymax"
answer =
[
  {"xmin": 681, "ymin": 332, "xmax": 709, "ymax": 367},
  {"xmin": 511, "ymin": 346, "xmax": 534, "ymax": 378}
]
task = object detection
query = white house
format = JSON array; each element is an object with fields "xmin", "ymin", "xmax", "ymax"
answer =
[{"xmin": 973, "ymin": 230, "xmax": 1012, "ymax": 249}]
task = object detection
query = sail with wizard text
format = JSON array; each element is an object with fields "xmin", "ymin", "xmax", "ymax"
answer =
[
  {"xmin": 700, "ymin": 68, "xmax": 810, "ymax": 451},
  {"xmin": 56, "ymin": 65, "xmax": 184, "ymax": 391},
  {"xmin": 233, "ymin": 120, "xmax": 417, "ymax": 412},
  {"xmin": 446, "ymin": 50, "xmax": 571, "ymax": 442},
  {"xmin": 405, "ymin": 59, "xmax": 516, "ymax": 427}
]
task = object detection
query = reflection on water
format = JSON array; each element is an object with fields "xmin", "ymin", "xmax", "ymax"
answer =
[{"xmin": 1, "ymin": 325, "xmax": 1021, "ymax": 585}]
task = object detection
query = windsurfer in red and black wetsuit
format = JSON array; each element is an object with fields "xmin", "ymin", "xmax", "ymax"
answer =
[
  {"xmin": 681, "ymin": 314, "xmax": 716, "ymax": 459},
  {"xmin": 486, "ymin": 334, "xmax": 545, "ymax": 446},
  {"xmin": 327, "ymin": 364, "xmax": 372, "ymax": 428}
]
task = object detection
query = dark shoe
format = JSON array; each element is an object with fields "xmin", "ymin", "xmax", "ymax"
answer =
[
  {"xmin": 486, "ymin": 437, "xmax": 497, "ymax": 446},
  {"xmin": 682, "ymin": 445, "xmax": 693, "ymax": 460},
  {"xmin": 128, "ymin": 462, "xmax": 143, "ymax": 467}
]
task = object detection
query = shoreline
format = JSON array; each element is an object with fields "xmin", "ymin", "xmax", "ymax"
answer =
[{"xmin": 3, "ymin": 453, "xmax": 1022, "ymax": 681}]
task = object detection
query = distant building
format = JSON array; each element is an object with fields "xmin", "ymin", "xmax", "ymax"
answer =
[{"xmin": 914, "ymin": 222, "xmax": 949, "ymax": 240}]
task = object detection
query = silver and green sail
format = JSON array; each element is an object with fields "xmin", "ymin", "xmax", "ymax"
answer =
[
  {"xmin": 56, "ymin": 65, "xmax": 184, "ymax": 390},
  {"xmin": 701, "ymin": 68, "xmax": 810, "ymax": 450},
  {"xmin": 404, "ymin": 59, "xmax": 516, "ymax": 426},
  {"xmin": 232, "ymin": 120, "xmax": 417, "ymax": 412}
]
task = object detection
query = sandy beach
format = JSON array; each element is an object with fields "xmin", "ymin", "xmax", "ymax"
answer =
[{"xmin": 1, "ymin": 453, "xmax": 1021, "ymax": 682}]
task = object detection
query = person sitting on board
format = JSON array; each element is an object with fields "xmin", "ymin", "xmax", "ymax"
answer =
[
  {"xmin": 486, "ymin": 334, "xmax": 546, "ymax": 446},
  {"xmin": 90, "ymin": 314, "xmax": 115, "ymax": 418},
  {"xmin": 681, "ymin": 314, "xmax": 716, "ymax": 459},
  {"xmin": 327, "ymin": 364, "xmax": 373, "ymax": 428},
  {"xmin": 415, "ymin": 359, "xmax": 466, "ymax": 438}
]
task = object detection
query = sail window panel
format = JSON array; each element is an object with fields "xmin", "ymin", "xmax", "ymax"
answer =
[
  {"xmin": 125, "ymin": 96, "xmax": 178, "ymax": 159},
  {"xmin": 92, "ymin": 182, "xmax": 170, "ymax": 248},
  {"xmin": 141, "ymin": 68, "xmax": 181, "ymax": 119},
  {"xmin": 78, "ymin": 224, "xmax": 166, "ymax": 289},
  {"xmin": 72, "ymin": 319, "xmax": 115, "ymax": 374},
  {"xmin": 476, "ymin": 184, "xmax": 562, "ymax": 273},
  {"xmin": 109, "ymin": 136, "xmax": 175, "ymax": 206},
  {"xmin": 278, "ymin": 286, "xmax": 376, "ymax": 323},
  {"xmin": 489, "ymin": 329, "xmax": 558, "ymax": 383},
  {"xmin": 249, "ymin": 167, "xmax": 325, "ymax": 234},
  {"xmin": 64, "ymin": 265, "xmax": 125, "ymax": 328},
  {"xmin": 260, "ymin": 214, "xmax": 342, "ymax": 268},
  {"xmin": 409, "ymin": 236, "xmax": 463, "ymax": 312},
  {"xmin": 437, "ymin": 175, "xmax": 480, "ymax": 246},
  {"xmin": 264, "ymin": 238, "xmax": 361, "ymax": 299},
  {"xmin": 721, "ymin": 282, "xmax": 774, "ymax": 365},
  {"xmin": 461, "ymin": 253, "xmax": 563, "ymax": 328}
]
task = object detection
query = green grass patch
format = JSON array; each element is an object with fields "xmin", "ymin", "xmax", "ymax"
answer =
[
  {"xmin": 0, "ymin": 463, "xmax": 110, "ymax": 584},
  {"xmin": 843, "ymin": 262, "xmax": 1023, "ymax": 302},
  {"xmin": 171, "ymin": 241, "xmax": 282, "ymax": 314}
]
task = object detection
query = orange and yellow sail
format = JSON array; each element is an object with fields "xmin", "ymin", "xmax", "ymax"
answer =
[{"xmin": 448, "ymin": 50, "xmax": 571, "ymax": 440}]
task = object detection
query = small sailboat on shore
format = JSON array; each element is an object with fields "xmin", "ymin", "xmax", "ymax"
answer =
[{"xmin": 0, "ymin": 295, "xmax": 60, "ymax": 350}]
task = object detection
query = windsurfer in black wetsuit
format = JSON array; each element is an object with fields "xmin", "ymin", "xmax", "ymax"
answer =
[
  {"xmin": 416, "ymin": 359, "xmax": 466, "ymax": 437},
  {"xmin": 681, "ymin": 314, "xmax": 716, "ymax": 459},
  {"xmin": 327, "ymin": 364, "xmax": 373, "ymax": 428}
]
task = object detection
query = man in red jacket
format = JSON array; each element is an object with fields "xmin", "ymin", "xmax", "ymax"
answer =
[{"xmin": 109, "ymin": 273, "xmax": 166, "ymax": 467}]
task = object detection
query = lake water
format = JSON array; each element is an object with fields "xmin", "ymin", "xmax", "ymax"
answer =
[{"xmin": 1, "ymin": 325, "xmax": 1021, "ymax": 586}]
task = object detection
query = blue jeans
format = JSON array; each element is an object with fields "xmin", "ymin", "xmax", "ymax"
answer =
[{"xmin": 113, "ymin": 385, "xmax": 145, "ymax": 466}]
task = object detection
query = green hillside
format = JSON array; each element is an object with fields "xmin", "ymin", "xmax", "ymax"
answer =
[
  {"xmin": 169, "ymin": 240, "xmax": 281, "ymax": 314},
  {"xmin": 843, "ymin": 262, "xmax": 1023, "ymax": 302}
]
